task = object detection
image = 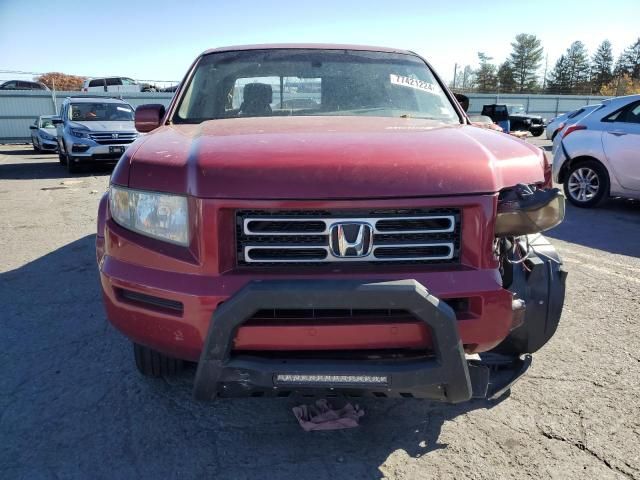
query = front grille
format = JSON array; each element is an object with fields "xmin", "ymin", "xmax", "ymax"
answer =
[
  {"xmin": 89, "ymin": 132, "xmax": 137, "ymax": 145},
  {"xmin": 236, "ymin": 208, "xmax": 461, "ymax": 266}
]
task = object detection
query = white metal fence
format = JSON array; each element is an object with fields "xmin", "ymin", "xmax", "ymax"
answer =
[
  {"xmin": 464, "ymin": 93, "xmax": 610, "ymax": 120},
  {"xmin": 0, "ymin": 90, "xmax": 612, "ymax": 144},
  {"xmin": 0, "ymin": 91, "xmax": 174, "ymax": 143}
]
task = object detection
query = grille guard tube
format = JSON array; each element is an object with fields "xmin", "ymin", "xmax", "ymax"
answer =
[{"xmin": 194, "ymin": 280, "xmax": 475, "ymax": 403}]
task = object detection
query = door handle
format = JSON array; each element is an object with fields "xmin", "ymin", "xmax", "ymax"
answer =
[{"xmin": 608, "ymin": 130, "xmax": 627, "ymax": 136}]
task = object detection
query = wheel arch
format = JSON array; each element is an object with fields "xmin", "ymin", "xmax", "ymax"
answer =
[{"xmin": 557, "ymin": 155, "xmax": 610, "ymax": 188}]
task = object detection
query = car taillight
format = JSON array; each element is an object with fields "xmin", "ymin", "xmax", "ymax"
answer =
[{"xmin": 563, "ymin": 124, "xmax": 586, "ymax": 138}]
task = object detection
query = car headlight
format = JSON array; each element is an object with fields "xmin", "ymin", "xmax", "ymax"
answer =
[
  {"xmin": 41, "ymin": 132, "xmax": 55, "ymax": 141},
  {"xmin": 70, "ymin": 128, "xmax": 90, "ymax": 139},
  {"xmin": 109, "ymin": 185, "xmax": 189, "ymax": 246},
  {"xmin": 495, "ymin": 184, "xmax": 565, "ymax": 236}
]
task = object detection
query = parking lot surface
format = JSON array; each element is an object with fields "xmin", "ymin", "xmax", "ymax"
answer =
[{"xmin": 1, "ymin": 139, "xmax": 639, "ymax": 479}]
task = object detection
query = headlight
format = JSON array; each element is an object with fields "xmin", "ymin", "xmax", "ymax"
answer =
[
  {"xmin": 109, "ymin": 185, "xmax": 189, "ymax": 246},
  {"xmin": 41, "ymin": 132, "xmax": 55, "ymax": 141},
  {"xmin": 495, "ymin": 185, "xmax": 565, "ymax": 236},
  {"xmin": 70, "ymin": 128, "xmax": 90, "ymax": 138}
]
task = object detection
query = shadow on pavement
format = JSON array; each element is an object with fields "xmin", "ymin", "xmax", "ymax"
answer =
[
  {"xmin": 1, "ymin": 235, "xmax": 508, "ymax": 479},
  {"xmin": 0, "ymin": 156, "xmax": 114, "ymax": 180},
  {"xmin": 546, "ymin": 198, "xmax": 640, "ymax": 258}
]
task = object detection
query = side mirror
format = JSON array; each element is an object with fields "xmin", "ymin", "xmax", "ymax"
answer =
[
  {"xmin": 135, "ymin": 104, "xmax": 166, "ymax": 133},
  {"xmin": 52, "ymin": 116, "xmax": 63, "ymax": 125},
  {"xmin": 29, "ymin": 125, "xmax": 37, "ymax": 130}
]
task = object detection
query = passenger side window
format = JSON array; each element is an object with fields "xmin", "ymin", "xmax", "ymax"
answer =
[
  {"xmin": 106, "ymin": 78, "xmax": 122, "ymax": 86},
  {"xmin": 89, "ymin": 79, "xmax": 104, "ymax": 87},
  {"xmin": 604, "ymin": 102, "xmax": 640, "ymax": 124}
]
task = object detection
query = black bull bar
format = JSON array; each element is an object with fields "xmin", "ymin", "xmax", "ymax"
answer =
[{"xmin": 194, "ymin": 280, "xmax": 531, "ymax": 403}]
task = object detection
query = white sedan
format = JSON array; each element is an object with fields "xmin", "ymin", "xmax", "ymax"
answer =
[
  {"xmin": 553, "ymin": 95, "xmax": 640, "ymax": 207},
  {"xmin": 29, "ymin": 116, "xmax": 58, "ymax": 152}
]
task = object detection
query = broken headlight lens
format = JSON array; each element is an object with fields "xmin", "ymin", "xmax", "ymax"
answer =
[
  {"xmin": 109, "ymin": 185, "xmax": 189, "ymax": 246},
  {"xmin": 495, "ymin": 184, "xmax": 565, "ymax": 236}
]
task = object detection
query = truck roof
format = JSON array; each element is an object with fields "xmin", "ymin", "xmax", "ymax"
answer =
[{"xmin": 201, "ymin": 43, "xmax": 414, "ymax": 56}]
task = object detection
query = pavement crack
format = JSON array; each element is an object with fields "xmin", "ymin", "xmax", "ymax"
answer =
[{"xmin": 537, "ymin": 424, "xmax": 637, "ymax": 479}]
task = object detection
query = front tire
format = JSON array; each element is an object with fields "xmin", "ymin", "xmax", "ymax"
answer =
[
  {"xmin": 66, "ymin": 156, "xmax": 80, "ymax": 173},
  {"xmin": 563, "ymin": 160, "xmax": 609, "ymax": 208},
  {"xmin": 134, "ymin": 343, "xmax": 183, "ymax": 377},
  {"xmin": 530, "ymin": 127, "xmax": 544, "ymax": 137}
]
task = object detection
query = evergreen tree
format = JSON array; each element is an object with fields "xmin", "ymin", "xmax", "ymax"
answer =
[
  {"xmin": 497, "ymin": 61, "xmax": 516, "ymax": 92},
  {"xmin": 565, "ymin": 41, "xmax": 591, "ymax": 92},
  {"xmin": 617, "ymin": 38, "xmax": 640, "ymax": 79},
  {"xmin": 476, "ymin": 52, "xmax": 498, "ymax": 92},
  {"xmin": 591, "ymin": 40, "xmax": 614, "ymax": 91},
  {"xmin": 547, "ymin": 42, "xmax": 591, "ymax": 94},
  {"xmin": 547, "ymin": 55, "xmax": 571, "ymax": 93},
  {"xmin": 508, "ymin": 34, "xmax": 544, "ymax": 92}
]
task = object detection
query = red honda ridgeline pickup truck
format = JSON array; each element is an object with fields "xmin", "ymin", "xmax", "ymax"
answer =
[{"xmin": 97, "ymin": 44, "xmax": 566, "ymax": 403}]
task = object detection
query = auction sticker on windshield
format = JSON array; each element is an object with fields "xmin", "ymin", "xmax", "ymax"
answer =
[{"xmin": 390, "ymin": 74, "xmax": 436, "ymax": 93}]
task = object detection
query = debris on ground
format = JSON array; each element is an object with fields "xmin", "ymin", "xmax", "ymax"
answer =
[{"xmin": 292, "ymin": 399, "xmax": 365, "ymax": 431}]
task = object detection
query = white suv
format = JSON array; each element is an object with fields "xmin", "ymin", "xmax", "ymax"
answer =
[
  {"xmin": 553, "ymin": 95, "xmax": 640, "ymax": 207},
  {"xmin": 82, "ymin": 77, "xmax": 154, "ymax": 93}
]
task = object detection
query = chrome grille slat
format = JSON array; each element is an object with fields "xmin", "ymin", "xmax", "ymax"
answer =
[
  {"xmin": 89, "ymin": 132, "xmax": 137, "ymax": 145},
  {"xmin": 237, "ymin": 209, "xmax": 461, "ymax": 266},
  {"xmin": 243, "ymin": 215, "xmax": 455, "ymax": 236}
]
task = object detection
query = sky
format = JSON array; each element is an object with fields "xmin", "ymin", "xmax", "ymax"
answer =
[{"xmin": 1, "ymin": 0, "xmax": 638, "ymax": 86}]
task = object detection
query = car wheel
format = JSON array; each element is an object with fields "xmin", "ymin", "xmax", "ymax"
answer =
[
  {"xmin": 33, "ymin": 139, "xmax": 41, "ymax": 152},
  {"xmin": 530, "ymin": 128, "xmax": 544, "ymax": 137},
  {"xmin": 58, "ymin": 141, "xmax": 68, "ymax": 165},
  {"xmin": 563, "ymin": 160, "xmax": 609, "ymax": 208},
  {"xmin": 66, "ymin": 156, "xmax": 80, "ymax": 173},
  {"xmin": 133, "ymin": 343, "xmax": 183, "ymax": 377}
]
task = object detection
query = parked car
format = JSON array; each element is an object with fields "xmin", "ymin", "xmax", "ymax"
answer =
[
  {"xmin": 97, "ymin": 44, "xmax": 566, "ymax": 404},
  {"xmin": 553, "ymin": 94, "xmax": 640, "ymax": 207},
  {"xmin": 53, "ymin": 96, "xmax": 138, "ymax": 173},
  {"xmin": 546, "ymin": 104, "xmax": 601, "ymax": 140},
  {"xmin": 0, "ymin": 80, "xmax": 49, "ymax": 91},
  {"xmin": 82, "ymin": 77, "xmax": 155, "ymax": 93},
  {"xmin": 482, "ymin": 104, "xmax": 546, "ymax": 136},
  {"xmin": 468, "ymin": 114, "xmax": 503, "ymax": 132},
  {"xmin": 29, "ymin": 115, "xmax": 58, "ymax": 152}
]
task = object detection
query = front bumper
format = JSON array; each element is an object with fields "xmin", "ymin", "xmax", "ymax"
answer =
[
  {"xmin": 66, "ymin": 140, "xmax": 132, "ymax": 161},
  {"xmin": 193, "ymin": 279, "xmax": 530, "ymax": 403}
]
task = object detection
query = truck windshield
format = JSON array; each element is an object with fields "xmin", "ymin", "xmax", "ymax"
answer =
[
  {"xmin": 174, "ymin": 49, "xmax": 460, "ymax": 124},
  {"xmin": 507, "ymin": 105, "xmax": 526, "ymax": 115}
]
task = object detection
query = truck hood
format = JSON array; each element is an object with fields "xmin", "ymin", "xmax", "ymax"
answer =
[{"xmin": 124, "ymin": 116, "xmax": 546, "ymax": 199}]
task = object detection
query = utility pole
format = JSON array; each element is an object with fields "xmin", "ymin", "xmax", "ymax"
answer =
[{"xmin": 453, "ymin": 63, "xmax": 458, "ymax": 89}]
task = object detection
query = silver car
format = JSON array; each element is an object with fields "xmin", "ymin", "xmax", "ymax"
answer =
[
  {"xmin": 29, "ymin": 115, "xmax": 58, "ymax": 152},
  {"xmin": 545, "ymin": 104, "xmax": 601, "ymax": 140},
  {"xmin": 553, "ymin": 94, "xmax": 640, "ymax": 207},
  {"xmin": 53, "ymin": 96, "xmax": 139, "ymax": 173}
]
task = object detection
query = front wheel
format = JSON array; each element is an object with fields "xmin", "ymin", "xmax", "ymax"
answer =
[
  {"xmin": 563, "ymin": 160, "xmax": 609, "ymax": 208},
  {"xmin": 530, "ymin": 127, "xmax": 544, "ymax": 137},
  {"xmin": 66, "ymin": 156, "xmax": 80, "ymax": 173},
  {"xmin": 133, "ymin": 343, "xmax": 183, "ymax": 377}
]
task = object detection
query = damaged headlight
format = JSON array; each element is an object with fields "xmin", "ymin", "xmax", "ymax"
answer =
[
  {"xmin": 109, "ymin": 185, "xmax": 189, "ymax": 246},
  {"xmin": 495, "ymin": 184, "xmax": 565, "ymax": 236}
]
